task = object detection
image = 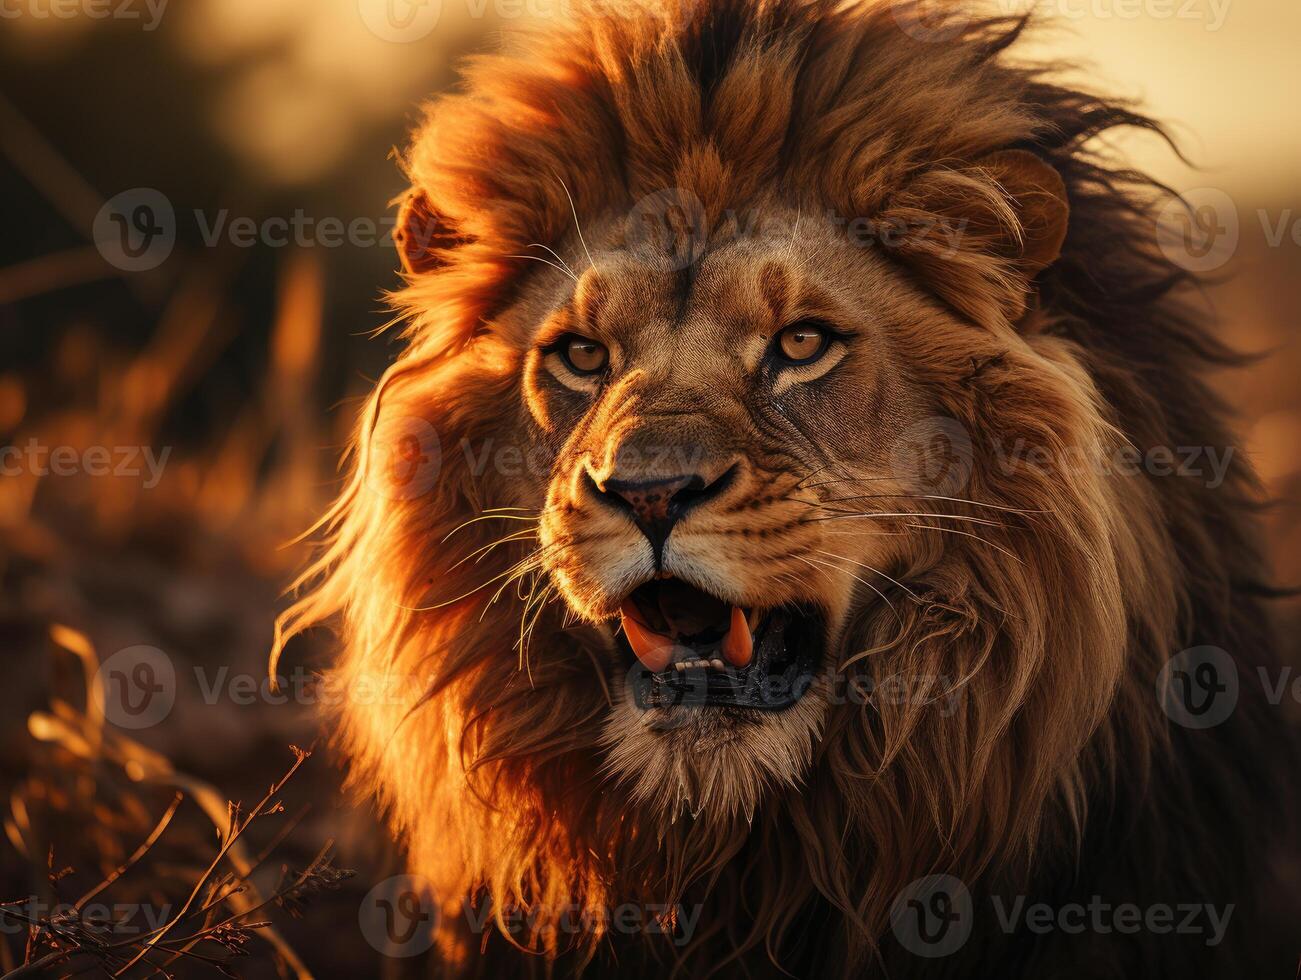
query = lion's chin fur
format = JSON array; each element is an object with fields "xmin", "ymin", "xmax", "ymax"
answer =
[
  {"xmin": 601, "ymin": 682, "xmax": 829, "ymax": 825},
  {"xmin": 272, "ymin": 1, "xmax": 1294, "ymax": 976}
]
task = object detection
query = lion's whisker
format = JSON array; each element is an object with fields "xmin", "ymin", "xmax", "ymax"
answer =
[
  {"xmin": 798, "ymin": 475, "xmax": 896, "ymax": 491},
  {"xmin": 904, "ymin": 523, "xmax": 1025, "ymax": 565},
  {"xmin": 793, "ymin": 461, "xmax": 854, "ymax": 491},
  {"xmin": 800, "ymin": 511, "xmax": 1006, "ymax": 528},
  {"xmin": 452, "ymin": 529, "xmax": 541, "ymax": 569},
  {"xmin": 526, "ymin": 242, "xmax": 577, "ymax": 278},
  {"xmin": 792, "ymin": 553, "xmax": 901, "ymax": 624},
  {"xmin": 401, "ymin": 541, "xmax": 561, "ymax": 613},
  {"xmin": 441, "ymin": 511, "xmax": 540, "ymax": 544},
  {"xmin": 516, "ymin": 574, "xmax": 555, "ymax": 685},
  {"xmin": 554, "ymin": 172, "xmax": 597, "ymax": 274},
  {"xmin": 812, "ymin": 549, "xmax": 920, "ymax": 602},
  {"xmin": 801, "ymin": 512, "xmax": 1004, "ymax": 528},
  {"xmin": 815, "ymin": 492, "xmax": 1049, "ymax": 516},
  {"xmin": 504, "ymin": 253, "xmax": 578, "ymax": 282}
]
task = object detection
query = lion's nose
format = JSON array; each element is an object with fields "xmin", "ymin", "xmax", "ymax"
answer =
[{"xmin": 591, "ymin": 470, "xmax": 731, "ymax": 558}]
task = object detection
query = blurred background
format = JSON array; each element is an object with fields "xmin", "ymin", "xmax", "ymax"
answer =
[{"xmin": 1, "ymin": 0, "xmax": 1297, "ymax": 975}]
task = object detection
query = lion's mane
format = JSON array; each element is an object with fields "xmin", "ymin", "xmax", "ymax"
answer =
[{"xmin": 273, "ymin": 2, "xmax": 1293, "ymax": 975}]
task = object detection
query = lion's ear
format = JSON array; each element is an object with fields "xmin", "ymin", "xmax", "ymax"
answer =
[
  {"xmin": 979, "ymin": 149, "xmax": 1070, "ymax": 280},
  {"xmin": 884, "ymin": 149, "xmax": 1069, "ymax": 329},
  {"xmin": 393, "ymin": 190, "xmax": 468, "ymax": 276}
]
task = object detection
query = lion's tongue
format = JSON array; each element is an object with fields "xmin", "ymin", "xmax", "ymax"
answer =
[{"xmin": 619, "ymin": 600, "xmax": 754, "ymax": 671}]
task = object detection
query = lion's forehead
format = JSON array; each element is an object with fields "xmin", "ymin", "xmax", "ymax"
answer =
[{"xmin": 548, "ymin": 238, "xmax": 859, "ymax": 368}]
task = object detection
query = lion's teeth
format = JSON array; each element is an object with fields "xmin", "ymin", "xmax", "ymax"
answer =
[
  {"xmin": 709, "ymin": 658, "xmax": 725, "ymax": 671},
  {"xmin": 620, "ymin": 601, "xmax": 674, "ymax": 672},
  {"xmin": 721, "ymin": 605, "xmax": 754, "ymax": 667}
]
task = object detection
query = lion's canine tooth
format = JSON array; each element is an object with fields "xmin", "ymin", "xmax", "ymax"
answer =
[
  {"xmin": 620, "ymin": 601, "xmax": 674, "ymax": 672},
  {"xmin": 674, "ymin": 662, "xmax": 685, "ymax": 673},
  {"xmin": 722, "ymin": 605, "xmax": 754, "ymax": 667},
  {"xmin": 709, "ymin": 658, "xmax": 725, "ymax": 671}
]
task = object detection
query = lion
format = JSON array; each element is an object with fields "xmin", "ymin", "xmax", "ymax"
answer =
[{"xmin": 273, "ymin": 1, "xmax": 1296, "ymax": 975}]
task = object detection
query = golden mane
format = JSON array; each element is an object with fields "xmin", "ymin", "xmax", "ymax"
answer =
[{"xmin": 272, "ymin": 2, "xmax": 1291, "ymax": 975}]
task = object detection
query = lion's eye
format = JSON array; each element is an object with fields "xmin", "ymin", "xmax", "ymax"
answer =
[
  {"xmin": 560, "ymin": 335, "xmax": 609, "ymax": 375},
  {"xmin": 774, "ymin": 321, "xmax": 830, "ymax": 365}
]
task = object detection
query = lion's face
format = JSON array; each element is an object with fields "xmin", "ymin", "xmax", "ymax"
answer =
[
  {"xmin": 517, "ymin": 206, "xmax": 957, "ymax": 817},
  {"xmin": 275, "ymin": 4, "xmax": 1219, "ymax": 963}
]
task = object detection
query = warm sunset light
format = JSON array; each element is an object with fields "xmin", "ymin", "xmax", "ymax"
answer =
[{"xmin": 1, "ymin": 1, "xmax": 1296, "ymax": 976}]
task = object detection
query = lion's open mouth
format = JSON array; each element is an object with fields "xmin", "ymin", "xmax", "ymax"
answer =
[{"xmin": 615, "ymin": 578, "xmax": 822, "ymax": 710}]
